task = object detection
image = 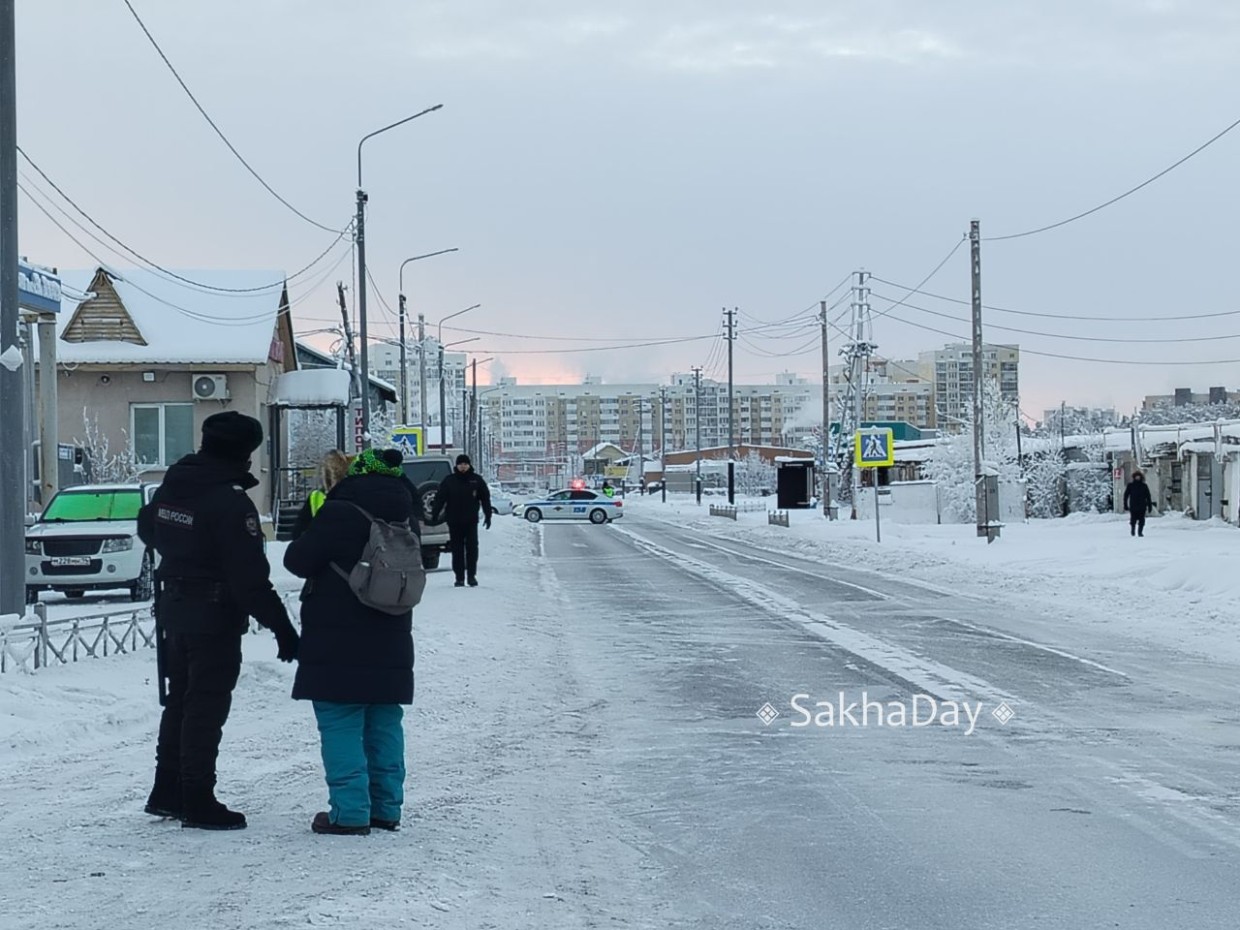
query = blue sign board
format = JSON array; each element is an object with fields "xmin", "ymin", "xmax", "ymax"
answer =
[{"xmin": 18, "ymin": 261, "xmax": 62, "ymax": 314}]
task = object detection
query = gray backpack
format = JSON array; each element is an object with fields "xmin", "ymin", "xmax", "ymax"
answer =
[{"xmin": 331, "ymin": 503, "xmax": 425, "ymax": 615}]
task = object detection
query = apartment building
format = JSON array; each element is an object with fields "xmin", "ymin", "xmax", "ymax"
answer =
[
  {"xmin": 369, "ymin": 338, "xmax": 467, "ymax": 426},
  {"xmin": 481, "ymin": 374, "xmax": 815, "ymax": 460},
  {"xmin": 918, "ymin": 343, "xmax": 1020, "ymax": 424}
]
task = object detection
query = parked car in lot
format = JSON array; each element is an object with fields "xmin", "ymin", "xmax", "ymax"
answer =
[
  {"xmin": 515, "ymin": 488, "xmax": 624, "ymax": 524},
  {"xmin": 25, "ymin": 483, "xmax": 159, "ymax": 603},
  {"xmin": 489, "ymin": 493, "xmax": 515, "ymax": 516}
]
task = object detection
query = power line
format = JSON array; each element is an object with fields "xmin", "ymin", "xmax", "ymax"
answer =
[
  {"xmin": 988, "ymin": 112, "xmax": 1240, "ymax": 241},
  {"xmin": 18, "ymin": 151, "xmax": 351, "ymax": 293},
  {"xmin": 120, "ymin": 0, "xmax": 342, "ymax": 235},
  {"xmin": 869, "ymin": 237, "xmax": 967, "ymax": 323},
  {"xmin": 869, "ymin": 275, "xmax": 1240, "ymax": 323},
  {"xmin": 881, "ymin": 307, "xmax": 1240, "ymax": 366},
  {"xmin": 738, "ymin": 273, "xmax": 853, "ymax": 328},
  {"xmin": 22, "ymin": 180, "xmax": 350, "ymax": 325},
  {"xmin": 871, "ymin": 291, "xmax": 1240, "ymax": 344},
  {"xmin": 372, "ymin": 332, "xmax": 721, "ymax": 356}
]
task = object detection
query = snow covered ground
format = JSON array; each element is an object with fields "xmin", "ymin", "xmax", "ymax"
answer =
[{"xmin": 6, "ymin": 503, "xmax": 1240, "ymax": 928}]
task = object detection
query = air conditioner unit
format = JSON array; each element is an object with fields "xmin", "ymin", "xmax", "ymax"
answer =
[{"xmin": 191, "ymin": 373, "xmax": 229, "ymax": 401}]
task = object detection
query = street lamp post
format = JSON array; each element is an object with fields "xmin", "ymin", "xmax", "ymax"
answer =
[
  {"xmin": 438, "ymin": 334, "xmax": 479, "ymax": 453},
  {"xmin": 398, "ymin": 248, "xmax": 459, "ymax": 426},
  {"xmin": 436, "ymin": 304, "xmax": 480, "ymax": 451},
  {"xmin": 469, "ymin": 357, "xmax": 494, "ymax": 462},
  {"xmin": 354, "ymin": 104, "xmax": 443, "ymax": 444}
]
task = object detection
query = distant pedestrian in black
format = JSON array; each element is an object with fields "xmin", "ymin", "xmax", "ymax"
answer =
[
  {"xmin": 138, "ymin": 412, "xmax": 300, "ymax": 831},
  {"xmin": 430, "ymin": 454, "xmax": 492, "ymax": 586},
  {"xmin": 1123, "ymin": 469, "xmax": 1153, "ymax": 537}
]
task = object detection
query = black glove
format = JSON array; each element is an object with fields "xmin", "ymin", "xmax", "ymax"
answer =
[
  {"xmin": 274, "ymin": 623, "xmax": 300, "ymax": 663},
  {"xmin": 484, "ymin": 516, "xmax": 492, "ymax": 530}
]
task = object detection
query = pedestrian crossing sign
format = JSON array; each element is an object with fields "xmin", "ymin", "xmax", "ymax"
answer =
[
  {"xmin": 854, "ymin": 428, "xmax": 894, "ymax": 468},
  {"xmin": 390, "ymin": 427, "xmax": 424, "ymax": 456}
]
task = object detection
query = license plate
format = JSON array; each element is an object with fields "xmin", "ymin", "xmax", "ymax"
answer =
[{"xmin": 50, "ymin": 556, "xmax": 91, "ymax": 567}]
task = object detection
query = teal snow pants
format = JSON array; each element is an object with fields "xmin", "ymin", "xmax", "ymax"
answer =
[{"xmin": 312, "ymin": 702, "xmax": 405, "ymax": 827}]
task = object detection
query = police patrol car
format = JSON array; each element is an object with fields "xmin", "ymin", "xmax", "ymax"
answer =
[{"xmin": 515, "ymin": 487, "xmax": 624, "ymax": 524}]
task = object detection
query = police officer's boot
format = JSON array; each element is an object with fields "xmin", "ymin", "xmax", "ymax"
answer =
[
  {"xmin": 144, "ymin": 766, "xmax": 182, "ymax": 819},
  {"xmin": 181, "ymin": 782, "xmax": 247, "ymax": 831}
]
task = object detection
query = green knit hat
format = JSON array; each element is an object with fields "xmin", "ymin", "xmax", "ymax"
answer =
[{"xmin": 349, "ymin": 447, "xmax": 404, "ymax": 478}]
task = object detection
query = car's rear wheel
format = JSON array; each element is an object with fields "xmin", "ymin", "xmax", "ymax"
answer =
[
  {"xmin": 422, "ymin": 548, "xmax": 441, "ymax": 570},
  {"xmin": 525, "ymin": 508, "xmax": 543, "ymax": 523},
  {"xmin": 589, "ymin": 508, "xmax": 608, "ymax": 524},
  {"xmin": 130, "ymin": 553, "xmax": 154, "ymax": 602},
  {"xmin": 64, "ymin": 590, "xmax": 84, "ymax": 599}
]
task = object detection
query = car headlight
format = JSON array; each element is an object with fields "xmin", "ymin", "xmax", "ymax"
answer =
[
  {"xmin": 25, "ymin": 539, "xmax": 41, "ymax": 555},
  {"xmin": 102, "ymin": 537, "xmax": 134, "ymax": 553}
]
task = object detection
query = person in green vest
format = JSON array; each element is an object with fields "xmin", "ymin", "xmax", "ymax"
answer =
[{"xmin": 291, "ymin": 450, "xmax": 351, "ymax": 540}]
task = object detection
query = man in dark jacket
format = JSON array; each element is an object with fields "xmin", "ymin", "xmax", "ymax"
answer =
[
  {"xmin": 283, "ymin": 448, "xmax": 417, "ymax": 835},
  {"xmin": 1123, "ymin": 469, "xmax": 1153, "ymax": 537},
  {"xmin": 137, "ymin": 411, "xmax": 299, "ymax": 831},
  {"xmin": 430, "ymin": 454, "xmax": 492, "ymax": 587}
]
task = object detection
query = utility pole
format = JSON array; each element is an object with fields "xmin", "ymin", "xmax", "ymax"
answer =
[
  {"xmin": 355, "ymin": 189, "xmax": 370, "ymax": 446},
  {"xmin": 417, "ymin": 313, "xmax": 427, "ymax": 441},
  {"xmin": 970, "ymin": 219, "xmax": 997, "ymax": 542},
  {"xmin": 692, "ymin": 366, "xmax": 703, "ymax": 504},
  {"xmin": 337, "ymin": 282, "xmax": 362, "ymax": 406},
  {"xmin": 470, "ymin": 357, "xmax": 478, "ymax": 461},
  {"xmin": 397, "ymin": 293, "xmax": 409, "ymax": 424},
  {"xmin": 438, "ymin": 344, "xmax": 446, "ymax": 455},
  {"xmin": 0, "ymin": 0, "xmax": 21, "ymax": 616},
  {"xmin": 637, "ymin": 396, "xmax": 644, "ymax": 493},
  {"xmin": 660, "ymin": 386, "xmax": 668, "ymax": 503},
  {"xmin": 840, "ymin": 271, "xmax": 874, "ymax": 519},
  {"xmin": 725, "ymin": 306, "xmax": 736, "ymax": 503},
  {"xmin": 820, "ymin": 299, "xmax": 831, "ymax": 518}
]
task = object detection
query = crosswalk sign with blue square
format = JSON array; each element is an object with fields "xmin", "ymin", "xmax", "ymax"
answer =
[{"xmin": 854, "ymin": 428, "xmax": 894, "ymax": 468}]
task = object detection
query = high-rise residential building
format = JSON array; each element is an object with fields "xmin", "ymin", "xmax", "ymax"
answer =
[
  {"xmin": 1141, "ymin": 387, "xmax": 1240, "ymax": 410},
  {"xmin": 918, "ymin": 343, "xmax": 1020, "ymax": 425},
  {"xmin": 479, "ymin": 374, "xmax": 815, "ymax": 462},
  {"xmin": 369, "ymin": 338, "xmax": 467, "ymax": 427}
]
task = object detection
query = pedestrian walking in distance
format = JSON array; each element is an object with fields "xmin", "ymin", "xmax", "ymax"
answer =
[
  {"xmin": 283, "ymin": 448, "xmax": 419, "ymax": 835},
  {"xmin": 430, "ymin": 454, "xmax": 492, "ymax": 587},
  {"xmin": 1123, "ymin": 469, "xmax": 1153, "ymax": 537},
  {"xmin": 138, "ymin": 411, "xmax": 300, "ymax": 831}
]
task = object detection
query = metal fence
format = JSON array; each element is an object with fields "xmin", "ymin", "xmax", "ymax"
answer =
[
  {"xmin": 708, "ymin": 504, "xmax": 738, "ymax": 520},
  {"xmin": 768, "ymin": 510, "xmax": 790, "ymax": 528},
  {"xmin": 0, "ymin": 603, "xmax": 156, "ymax": 673},
  {"xmin": 0, "ymin": 593, "xmax": 301, "ymax": 675}
]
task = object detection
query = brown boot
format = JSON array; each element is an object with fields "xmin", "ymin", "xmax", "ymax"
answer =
[{"xmin": 312, "ymin": 811, "xmax": 370, "ymax": 836}]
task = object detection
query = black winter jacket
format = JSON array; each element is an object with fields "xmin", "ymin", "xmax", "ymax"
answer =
[
  {"xmin": 138, "ymin": 453, "xmax": 291, "ymax": 636},
  {"xmin": 1123, "ymin": 479, "xmax": 1152, "ymax": 516},
  {"xmin": 283, "ymin": 474, "xmax": 418, "ymax": 705},
  {"xmin": 430, "ymin": 470, "xmax": 492, "ymax": 526}
]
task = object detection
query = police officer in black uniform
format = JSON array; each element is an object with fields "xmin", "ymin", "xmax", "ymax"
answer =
[{"xmin": 138, "ymin": 411, "xmax": 299, "ymax": 830}]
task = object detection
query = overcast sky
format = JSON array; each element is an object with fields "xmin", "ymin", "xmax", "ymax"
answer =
[{"xmin": 14, "ymin": 0, "xmax": 1240, "ymax": 418}]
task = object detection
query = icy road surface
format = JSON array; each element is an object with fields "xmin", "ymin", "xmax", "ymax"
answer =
[{"xmin": 3, "ymin": 510, "xmax": 1240, "ymax": 928}]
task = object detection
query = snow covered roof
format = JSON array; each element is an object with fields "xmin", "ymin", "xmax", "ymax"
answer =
[
  {"xmin": 582, "ymin": 442, "xmax": 626, "ymax": 460},
  {"xmin": 49, "ymin": 267, "xmax": 287, "ymax": 365},
  {"xmin": 273, "ymin": 369, "xmax": 351, "ymax": 407}
]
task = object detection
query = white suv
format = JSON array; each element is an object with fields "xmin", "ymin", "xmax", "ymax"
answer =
[{"xmin": 25, "ymin": 483, "xmax": 159, "ymax": 604}]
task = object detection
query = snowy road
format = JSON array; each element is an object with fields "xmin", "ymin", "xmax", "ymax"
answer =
[{"xmin": 3, "ymin": 511, "xmax": 1240, "ymax": 928}]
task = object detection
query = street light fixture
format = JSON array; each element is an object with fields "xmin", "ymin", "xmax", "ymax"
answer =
[
  {"xmin": 398, "ymin": 248, "xmax": 459, "ymax": 424},
  {"xmin": 353, "ymin": 103, "xmax": 444, "ymax": 444}
]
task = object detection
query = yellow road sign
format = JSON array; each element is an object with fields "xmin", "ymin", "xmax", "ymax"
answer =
[{"xmin": 854, "ymin": 428, "xmax": 894, "ymax": 468}]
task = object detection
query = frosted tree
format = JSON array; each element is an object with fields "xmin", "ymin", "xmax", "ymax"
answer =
[
  {"xmin": 735, "ymin": 451, "xmax": 775, "ymax": 496},
  {"xmin": 75, "ymin": 413, "xmax": 140, "ymax": 484},
  {"xmin": 925, "ymin": 381, "xmax": 1020, "ymax": 523},
  {"xmin": 1025, "ymin": 450, "xmax": 1066, "ymax": 519}
]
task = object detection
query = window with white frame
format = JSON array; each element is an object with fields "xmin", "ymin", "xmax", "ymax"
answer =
[{"xmin": 131, "ymin": 403, "xmax": 195, "ymax": 467}]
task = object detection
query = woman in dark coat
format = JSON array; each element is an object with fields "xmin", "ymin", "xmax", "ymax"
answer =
[{"xmin": 283, "ymin": 448, "xmax": 417, "ymax": 835}]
